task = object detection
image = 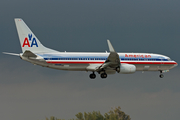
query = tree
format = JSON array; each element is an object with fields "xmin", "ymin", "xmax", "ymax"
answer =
[
  {"xmin": 104, "ymin": 106, "xmax": 131, "ymax": 120},
  {"xmin": 75, "ymin": 112, "xmax": 84, "ymax": 120},
  {"xmin": 44, "ymin": 106, "xmax": 130, "ymax": 120},
  {"xmin": 45, "ymin": 116, "xmax": 66, "ymax": 120},
  {"xmin": 75, "ymin": 106, "xmax": 130, "ymax": 120}
]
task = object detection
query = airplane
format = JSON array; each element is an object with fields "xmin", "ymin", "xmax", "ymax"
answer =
[{"xmin": 3, "ymin": 18, "xmax": 178, "ymax": 79}]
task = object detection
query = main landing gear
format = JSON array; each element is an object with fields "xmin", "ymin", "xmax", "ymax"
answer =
[
  {"xmin": 116, "ymin": 66, "xmax": 120, "ymax": 73},
  {"xmin": 89, "ymin": 72, "xmax": 96, "ymax": 79},
  {"xmin": 101, "ymin": 72, "xmax": 107, "ymax": 78},
  {"xmin": 159, "ymin": 71, "xmax": 164, "ymax": 78},
  {"xmin": 89, "ymin": 72, "xmax": 107, "ymax": 79}
]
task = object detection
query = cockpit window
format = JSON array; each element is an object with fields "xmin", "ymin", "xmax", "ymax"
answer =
[{"xmin": 168, "ymin": 58, "xmax": 171, "ymax": 61}]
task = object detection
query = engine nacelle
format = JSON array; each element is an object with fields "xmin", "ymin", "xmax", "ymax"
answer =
[{"xmin": 120, "ymin": 63, "xmax": 136, "ymax": 74}]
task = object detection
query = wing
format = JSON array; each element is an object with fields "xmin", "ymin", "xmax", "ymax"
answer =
[
  {"xmin": 86, "ymin": 40, "xmax": 120, "ymax": 72},
  {"xmin": 98, "ymin": 40, "xmax": 120, "ymax": 72}
]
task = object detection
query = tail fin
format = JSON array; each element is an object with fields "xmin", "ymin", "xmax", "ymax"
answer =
[{"xmin": 14, "ymin": 18, "xmax": 58, "ymax": 53}]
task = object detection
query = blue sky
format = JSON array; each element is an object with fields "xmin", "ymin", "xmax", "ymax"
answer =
[{"xmin": 0, "ymin": 0, "xmax": 180, "ymax": 120}]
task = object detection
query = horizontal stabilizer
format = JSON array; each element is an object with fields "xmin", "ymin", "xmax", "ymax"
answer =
[
  {"xmin": 22, "ymin": 50, "xmax": 37, "ymax": 57},
  {"xmin": 3, "ymin": 52, "xmax": 19, "ymax": 56}
]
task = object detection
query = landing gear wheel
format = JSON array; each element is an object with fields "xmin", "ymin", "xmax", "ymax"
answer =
[
  {"xmin": 89, "ymin": 73, "xmax": 96, "ymax": 79},
  {"xmin": 159, "ymin": 74, "xmax": 164, "ymax": 78},
  {"xmin": 159, "ymin": 71, "xmax": 164, "ymax": 78},
  {"xmin": 116, "ymin": 66, "xmax": 120, "ymax": 73},
  {"xmin": 101, "ymin": 73, "xmax": 107, "ymax": 78}
]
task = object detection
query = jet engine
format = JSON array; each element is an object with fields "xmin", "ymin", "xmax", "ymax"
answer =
[{"xmin": 119, "ymin": 63, "xmax": 136, "ymax": 74}]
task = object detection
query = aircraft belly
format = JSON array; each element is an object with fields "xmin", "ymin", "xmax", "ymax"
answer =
[
  {"xmin": 50, "ymin": 64, "xmax": 88, "ymax": 71},
  {"xmin": 48, "ymin": 63, "xmax": 174, "ymax": 71},
  {"xmin": 134, "ymin": 64, "xmax": 174, "ymax": 71}
]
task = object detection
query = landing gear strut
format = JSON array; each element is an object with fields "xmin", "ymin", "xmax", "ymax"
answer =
[
  {"xmin": 89, "ymin": 72, "xmax": 96, "ymax": 79},
  {"xmin": 159, "ymin": 71, "xmax": 164, "ymax": 78}
]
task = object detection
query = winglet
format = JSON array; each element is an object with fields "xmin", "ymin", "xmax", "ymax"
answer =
[{"xmin": 107, "ymin": 40, "xmax": 115, "ymax": 52}]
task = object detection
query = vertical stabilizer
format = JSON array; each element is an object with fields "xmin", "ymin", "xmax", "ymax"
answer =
[{"xmin": 14, "ymin": 18, "xmax": 58, "ymax": 53}]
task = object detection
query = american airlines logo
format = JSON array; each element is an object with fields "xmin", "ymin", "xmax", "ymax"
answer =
[
  {"xmin": 125, "ymin": 54, "xmax": 151, "ymax": 58},
  {"xmin": 22, "ymin": 34, "xmax": 38, "ymax": 47}
]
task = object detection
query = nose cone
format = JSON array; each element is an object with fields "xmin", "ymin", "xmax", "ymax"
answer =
[
  {"xmin": 174, "ymin": 61, "xmax": 178, "ymax": 67},
  {"xmin": 169, "ymin": 61, "xmax": 178, "ymax": 69}
]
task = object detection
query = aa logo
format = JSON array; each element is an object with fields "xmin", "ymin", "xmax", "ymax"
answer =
[{"xmin": 22, "ymin": 34, "xmax": 38, "ymax": 47}]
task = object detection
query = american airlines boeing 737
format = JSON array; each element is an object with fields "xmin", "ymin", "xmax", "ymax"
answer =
[{"xmin": 3, "ymin": 18, "xmax": 178, "ymax": 79}]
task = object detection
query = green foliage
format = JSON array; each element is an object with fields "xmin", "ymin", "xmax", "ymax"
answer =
[
  {"xmin": 75, "ymin": 106, "xmax": 130, "ymax": 120},
  {"xmin": 104, "ymin": 106, "xmax": 131, "ymax": 120},
  {"xmin": 80, "ymin": 111, "xmax": 104, "ymax": 120},
  {"xmin": 75, "ymin": 112, "xmax": 84, "ymax": 120},
  {"xmin": 45, "ymin": 116, "xmax": 67, "ymax": 120},
  {"xmin": 44, "ymin": 106, "xmax": 130, "ymax": 120}
]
